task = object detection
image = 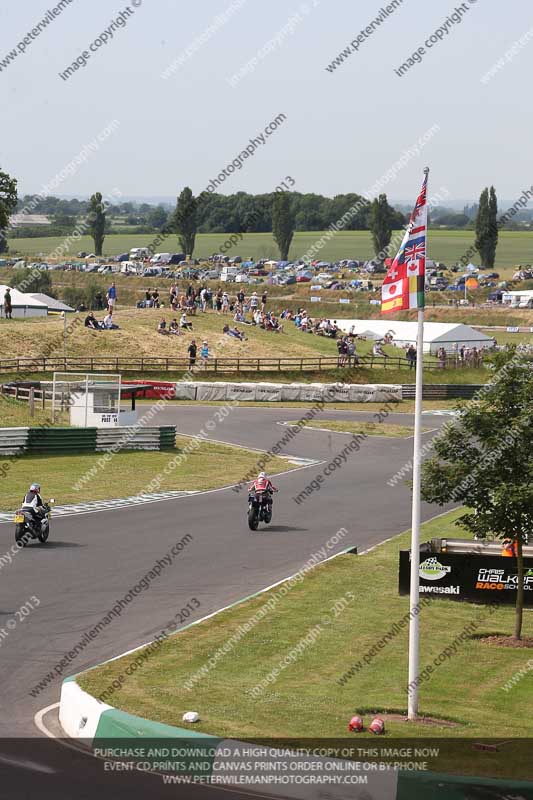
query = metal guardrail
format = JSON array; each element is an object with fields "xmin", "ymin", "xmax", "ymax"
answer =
[
  {"xmin": 401, "ymin": 384, "xmax": 484, "ymax": 400},
  {"xmin": 0, "ymin": 354, "xmax": 464, "ymax": 375},
  {"xmin": 0, "ymin": 427, "xmax": 30, "ymax": 456},
  {"xmin": 95, "ymin": 426, "xmax": 176, "ymax": 451},
  {"xmin": 27, "ymin": 427, "xmax": 97, "ymax": 453},
  {"xmin": 0, "ymin": 426, "xmax": 176, "ymax": 456}
]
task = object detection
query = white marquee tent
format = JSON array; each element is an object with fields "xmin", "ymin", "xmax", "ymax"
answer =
[
  {"xmin": 336, "ymin": 319, "xmax": 492, "ymax": 354},
  {"xmin": 0, "ymin": 285, "xmax": 48, "ymax": 318}
]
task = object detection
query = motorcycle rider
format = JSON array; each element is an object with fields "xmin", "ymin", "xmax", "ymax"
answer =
[
  {"xmin": 21, "ymin": 483, "xmax": 45, "ymax": 531},
  {"xmin": 248, "ymin": 472, "xmax": 278, "ymax": 513}
]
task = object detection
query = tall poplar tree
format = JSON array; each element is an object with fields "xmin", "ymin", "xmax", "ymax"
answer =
[{"xmin": 272, "ymin": 192, "xmax": 294, "ymax": 260}]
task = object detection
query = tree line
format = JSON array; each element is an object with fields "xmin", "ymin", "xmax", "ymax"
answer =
[{"xmin": 0, "ymin": 163, "xmax": 503, "ymax": 266}]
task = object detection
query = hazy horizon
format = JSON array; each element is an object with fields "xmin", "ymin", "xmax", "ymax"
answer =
[{"xmin": 2, "ymin": 0, "xmax": 531, "ymax": 208}]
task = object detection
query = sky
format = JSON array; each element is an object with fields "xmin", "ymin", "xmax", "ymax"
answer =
[{"xmin": 1, "ymin": 0, "xmax": 531, "ymax": 207}]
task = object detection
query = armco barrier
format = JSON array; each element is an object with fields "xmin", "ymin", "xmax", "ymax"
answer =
[
  {"xmin": 159, "ymin": 426, "xmax": 177, "ymax": 449},
  {"xmin": 402, "ymin": 384, "xmax": 484, "ymax": 400},
  {"xmin": 95, "ymin": 427, "xmax": 176, "ymax": 452},
  {"xmin": 27, "ymin": 427, "xmax": 97, "ymax": 454},
  {"xmin": 0, "ymin": 427, "xmax": 29, "ymax": 456},
  {"xmin": 0, "ymin": 426, "xmax": 176, "ymax": 456}
]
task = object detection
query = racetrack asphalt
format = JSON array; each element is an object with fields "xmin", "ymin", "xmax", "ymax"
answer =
[{"xmin": 0, "ymin": 404, "xmax": 451, "ymax": 797}]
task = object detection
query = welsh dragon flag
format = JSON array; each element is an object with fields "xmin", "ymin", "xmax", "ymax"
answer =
[{"xmin": 381, "ymin": 171, "xmax": 427, "ymax": 314}]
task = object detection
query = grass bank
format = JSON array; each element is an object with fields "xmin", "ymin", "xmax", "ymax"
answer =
[{"xmin": 78, "ymin": 508, "xmax": 532, "ymax": 779}]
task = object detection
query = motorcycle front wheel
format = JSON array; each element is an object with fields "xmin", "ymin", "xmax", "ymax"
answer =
[
  {"xmin": 248, "ymin": 507, "xmax": 259, "ymax": 531},
  {"xmin": 38, "ymin": 525, "xmax": 49, "ymax": 544}
]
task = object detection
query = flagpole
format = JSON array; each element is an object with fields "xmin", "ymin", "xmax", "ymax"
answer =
[{"xmin": 407, "ymin": 166, "xmax": 428, "ymax": 720}]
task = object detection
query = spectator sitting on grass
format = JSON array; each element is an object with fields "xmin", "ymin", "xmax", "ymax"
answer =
[
  {"xmin": 372, "ymin": 340, "xmax": 387, "ymax": 358},
  {"xmin": 269, "ymin": 314, "xmax": 283, "ymax": 333},
  {"xmin": 180, "ymin": 312, "xmax": 193, "ymax": 331},
  {"xmin": 84, "ymin": 312, "xmax": 101, "ymax": 330},
  {"xmin": 169, "ymin": 318, "xmax": 181, "ymax": 335},
  {"xmin": 186, "ymin": 296, "xmax": 197, "ymax": 315},
  {"xmin": 158, "ymin": 318, "xmax": 169, "ymax": 335},
  {"xmin": 103, "ymin": 311, "xmax": 119, "ymax": 330},
  {"xmin": 223, "ymin": 324, "xmax": 247, "ymax": 341}
]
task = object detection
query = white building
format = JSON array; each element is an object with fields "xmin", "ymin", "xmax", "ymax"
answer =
[
  {"xmin": 501, "ymin": 290, "xmax": 533, "ymax": 309},
  {"xmin": 336, "ymin": 319, "xmax": 492, "ymax": 354}
]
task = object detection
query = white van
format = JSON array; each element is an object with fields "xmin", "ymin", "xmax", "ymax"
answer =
[
  {"xmin": 129, "ymin": 247, "xmax": 150, "ymax": 260},
  {"xmin": 120, "ymin": 261, "xmax": 139, "ymax": 275},
  {"xmin": 220, "ymin": 266, "xmax": 238, "ymax": 282},
  {"xmin": 150, "ymin": 253, "xmax": 172, "ymax": 265}
]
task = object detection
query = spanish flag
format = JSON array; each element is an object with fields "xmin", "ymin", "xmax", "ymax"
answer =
[{"xmin": 381, "ymin": 172, "xmax": 427, "ymax": 314}]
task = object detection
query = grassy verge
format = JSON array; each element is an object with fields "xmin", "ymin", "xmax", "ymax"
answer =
[
  {"xmin": 0, "ymin": 438, "xmax": 293, "ymax": 511},
  {"xmin": 78, "ymin": 508, "xmax": 532, "ymax": 778},
  {"xmin": 0, "ymin": 396, "xmax": 68, "ymax": 427},
  {"xmin": 302, "ymin": 419, "xmax": 415, "ymax": 437}
]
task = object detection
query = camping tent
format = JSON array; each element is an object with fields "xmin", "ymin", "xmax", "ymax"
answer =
[
  {"xmin": 336, "ymin": 319, "xmax": 492, "ymax": 354},
  {"xmin": 0, "ymin": 285, "xmax": 48, "ymax": 318}
]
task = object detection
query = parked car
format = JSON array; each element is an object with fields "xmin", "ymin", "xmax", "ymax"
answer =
[
  {"xmin": 77, "ymin": 251, "xmax": 88, "ymax": 258},
  {"xmin": 116, "ymin": 253, "xmax": 129, "ymax": 262}
]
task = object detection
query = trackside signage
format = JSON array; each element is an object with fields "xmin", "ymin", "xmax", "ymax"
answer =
[{"xmin": 399, "ymin": 549, "xmax": 533, "ymax": 605}]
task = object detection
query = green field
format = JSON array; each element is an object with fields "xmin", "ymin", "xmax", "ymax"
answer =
[
  {"xmin": 78, "ymin": 508, "xmax": 533, "ymax": 779},
  {"xmin": 7, "ymin": 229, "xmax": 533, "ymax": 269}
]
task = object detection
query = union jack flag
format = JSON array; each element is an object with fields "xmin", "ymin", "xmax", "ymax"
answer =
[{"xmin": 404, "ymin": 242, "xmax": 425, "ymax": 266}]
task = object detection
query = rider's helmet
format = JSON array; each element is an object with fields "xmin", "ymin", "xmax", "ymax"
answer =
[
  {"xmin": 29, "ymin": 483, "xmax": 41, "ymax": 493},
  {"xmin": 256, "ymin": 472, "xmax": 268, "ymax": 490}
]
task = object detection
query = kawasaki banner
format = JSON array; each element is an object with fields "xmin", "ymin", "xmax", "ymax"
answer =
[{"xmin": 399, "ymin": 550, "xmax": 533, "ymax": 605}]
